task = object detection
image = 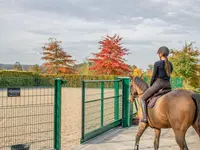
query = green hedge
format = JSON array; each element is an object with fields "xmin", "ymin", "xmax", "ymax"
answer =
[
  {"xmin": 0, "ymin": 71, "xmax": 116, "ymax": 88},
  {"xmin": 0, "ymin": 71, "xmax": 38, "ymax": 87},
  {"xmin": 0, "ymin": 71, "xmax": 183, "ymax": 88}
]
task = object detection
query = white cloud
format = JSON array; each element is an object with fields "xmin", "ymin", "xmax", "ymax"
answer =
[
  {"xmin": 0, "ymin": 0, "xmax": 200, "ymax": 70},
  {"xmin": 131, "ymin": 17, "xmax": 143, "ymax": 21},
  {"xmin": 166, "ymin": 12, "xmax": 177, "ymax": 17}
]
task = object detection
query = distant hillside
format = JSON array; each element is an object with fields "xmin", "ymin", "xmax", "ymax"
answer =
[
  {"xmin": 0, "ymin": 63, "xmax": 33, "ymax": 70},
  {"xmin": 0, "ymin": 63, "xmax": 87, "ymax": 71}
]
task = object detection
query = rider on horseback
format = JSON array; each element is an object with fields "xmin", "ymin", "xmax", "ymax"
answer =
[{"xmin": 141, "ymin": 46, "xmax": 173, "ymax": 123}]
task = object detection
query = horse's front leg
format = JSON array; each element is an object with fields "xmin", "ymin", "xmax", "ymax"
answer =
[
  {"xmin": 154, "ymin": 129, "xmax": 161, "ymax": 150},
  {"xmin": 134, "ymin": 122, "xmax": 148, "ymax": 150}
]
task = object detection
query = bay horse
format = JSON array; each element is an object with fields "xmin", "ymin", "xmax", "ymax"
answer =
[{"xmin": 129, "ymin": 75, "xmax": 200, "ymax": 150}]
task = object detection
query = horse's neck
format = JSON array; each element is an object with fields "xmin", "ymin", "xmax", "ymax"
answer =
[
  {"xmin": 136, "ymin": 87, "xmax": 144, "ymax": 96},
  {"xmin": 137, "ymin": 84, "xmax": 148, "ymax": 96}
]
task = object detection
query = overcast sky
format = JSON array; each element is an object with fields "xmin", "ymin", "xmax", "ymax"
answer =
[{"xmin": 0, "ymin": 0, "xmax": 200, "ymax": 70}]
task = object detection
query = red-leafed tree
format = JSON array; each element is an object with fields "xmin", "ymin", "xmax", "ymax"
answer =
[
  {"xmin": 89, "ymin": 34, "xmax": 131, "ymax": 75},
  {"xmin": 41, "ymin": 38, "xmax": 76, "ymax": 74}
]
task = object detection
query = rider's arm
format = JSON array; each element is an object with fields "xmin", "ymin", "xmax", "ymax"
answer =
[{"xmin": 150, "ymin": 62, "xmax": 158, "ymax": 86}]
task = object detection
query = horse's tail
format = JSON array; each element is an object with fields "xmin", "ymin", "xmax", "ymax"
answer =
[
  {"xmin": 191, "ymin": 93, "xmax": 200, "ymax": 137},
  {"xmin": 191, "ymin": 93, "xmax": 200, "ymax": 123}
]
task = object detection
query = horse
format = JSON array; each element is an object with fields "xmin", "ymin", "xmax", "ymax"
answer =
[{"xmin": 129, "ymin": 75, "xmax": 200, "ymax": 150}]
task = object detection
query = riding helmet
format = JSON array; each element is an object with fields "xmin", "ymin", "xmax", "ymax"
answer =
[{"xmin": 157, "ymin": 46, "xmax": 170, "ymax": 56}]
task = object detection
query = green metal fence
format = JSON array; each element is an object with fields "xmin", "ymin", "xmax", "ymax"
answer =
[
  {"xmin": 80, "ymin": 77, "xmax": 132, "ymax": 143},
  {"xmin": 0, "ymin": 75, "xmax": 183, "ymax": 149},
  {"xmin": 0, "ymin": 77, "xmax": 63, "ymax": 150},
  {"xmin": 80, "ymin": 80, "xmax": 122, "ymax": 143}
]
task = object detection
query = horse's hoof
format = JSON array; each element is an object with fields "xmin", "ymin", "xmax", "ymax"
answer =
[{"xmin": 134, "ymin": 145, "xmax": 139, "ymax": 150}]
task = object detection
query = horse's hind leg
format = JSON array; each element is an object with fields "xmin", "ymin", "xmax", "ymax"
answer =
[
  {"xmin": 154, "ymin": 129, "xmax": 161, "ymax": 150},
  {"xmin": 134, "ymin": 122, "xmax": 148, "ymax": 150},
  {"xmin": 174, "ymin": 130, "xmax": 189, "ymax": 150},
  {"xmin": 192, "ymin": 122, "xmax": 200, "ymax": 137}
]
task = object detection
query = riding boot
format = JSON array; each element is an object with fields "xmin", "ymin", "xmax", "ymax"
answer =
[{"xmin": 141, "ymin": 99, "xmax": 148, "ymax": 123}]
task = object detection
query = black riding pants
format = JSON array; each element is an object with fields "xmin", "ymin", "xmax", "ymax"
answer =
[{"xmin": 141, "ymin": 78, "xmax": 171, "ymax": 101}]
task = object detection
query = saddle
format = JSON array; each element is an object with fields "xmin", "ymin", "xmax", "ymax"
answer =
[{"xmin": 147, "ymin": 88, "xmax": 172, "ymax": 108}]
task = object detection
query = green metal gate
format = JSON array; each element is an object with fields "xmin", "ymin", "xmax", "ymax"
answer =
[
  {"xmin": 81, "ymin": 77, "xmax": 132, "ymax": 143},
  {"xmin": 0, "ymin": 77, "xmax": 64, "ymax": 150}
]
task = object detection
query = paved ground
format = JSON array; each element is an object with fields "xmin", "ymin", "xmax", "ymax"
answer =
[{"xmin": 73, "ymin": 125, "xmax": 200, "ymax": 150}]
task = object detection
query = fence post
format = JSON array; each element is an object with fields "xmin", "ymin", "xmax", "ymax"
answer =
[
  {"xmin": 118, "ymin": 77, "xmax": 132, "ymax": 127},
  {"xmin": 101, "ymin": 82, "xmax": 104, "ymax": 127},
  {"xmin": 81, "ymin": 81, "xmax": 85, "ymax": 143},
  {"xmin": 114, "ymin": 78, "xmax": 119, "ymax": 121},
  {"xmin": 54, "ymin": 78, "xmax": 66, "ymax": 150}
]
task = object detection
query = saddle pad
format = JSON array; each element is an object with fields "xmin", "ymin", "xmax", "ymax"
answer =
[
  {"xmin": 146, "ymin": 89, "xmax": 171, "ymax": 108},
  {"xmin": 147, "ymin": 95, "xmax": 162, "ymax": 108}
]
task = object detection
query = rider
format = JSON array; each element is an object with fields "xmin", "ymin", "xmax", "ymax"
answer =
[{"xmin": 140, "ymin": 46, "xmax": 173, "ymax": 123}]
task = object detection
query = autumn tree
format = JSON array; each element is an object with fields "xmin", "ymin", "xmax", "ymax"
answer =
[
  {"xmin": 131, "ymin": 65, "xmax": 143, "ymax": 77},
  {"xmin": 131, "ymin": 65, "xmax": 137, "ymax": 71},
  {"xmin": 169, "ymin": 42, "xmax": 200, "ymax": 88},
  {"xmin": 145, "ymin": 64, "xmax": 154, "ymax": 77},
  {"xmin": 28, "ymin": 64, "xmax": 43, "ymax": 73},
  {"xmin": 146, "ymin": 69, "xmax": 153, "ymax": 77},
  {"xmin": 77, "ymin": 58, "xmax": 93, "ymax": 75},
  {"xmin": 41, "ymin": 38, "xmax": 76, "ymax": 74},
  {"xmin": 148, "ymin": 64, "xmax": 154, "ymax": 70},
  {"xmin": 12, "ymin": 62, "xmax": 22, "ymax": 71},
  {"xmin": 89, "ymin": 34, "xmax": 131, "ymax": 75}
]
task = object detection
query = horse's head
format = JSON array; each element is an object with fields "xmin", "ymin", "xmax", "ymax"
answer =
[{"xmin": 129, "ymin": 74, "xmax": 149, "ymax": 103}]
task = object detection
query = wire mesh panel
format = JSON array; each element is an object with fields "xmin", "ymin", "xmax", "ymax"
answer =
[
  {"xmin": 81, "ymin": 80, "xmax": 123, "ymax": 143},
  {"xmin": 103, "ymin": 81, "xmax": 123, "ymax": 126},
  {"xmin": 170, "ymin": 78, "xmax": 183, "ymax": 89},
  {"xmin": 0, "ymin": 77, "xmax": 54, "ymax": 150}
]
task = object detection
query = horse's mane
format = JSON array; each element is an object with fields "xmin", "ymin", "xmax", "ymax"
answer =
[{"xmin": 134, "ymin": 76, "xmax": 149, "ymax": 92}]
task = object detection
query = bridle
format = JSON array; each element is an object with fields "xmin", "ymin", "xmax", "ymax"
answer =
[
  {"xmin": 129, "ymin": 74, "xmax": 145, "ymax": 102},
  {"xmin": 130, "ymin": 84, "xmax": 144, "ymax": 100}
]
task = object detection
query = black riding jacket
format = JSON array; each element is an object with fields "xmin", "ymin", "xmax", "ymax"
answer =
[{"xmin": 150, "ymin": 60, "xmax": 173, "ymax": 86}]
